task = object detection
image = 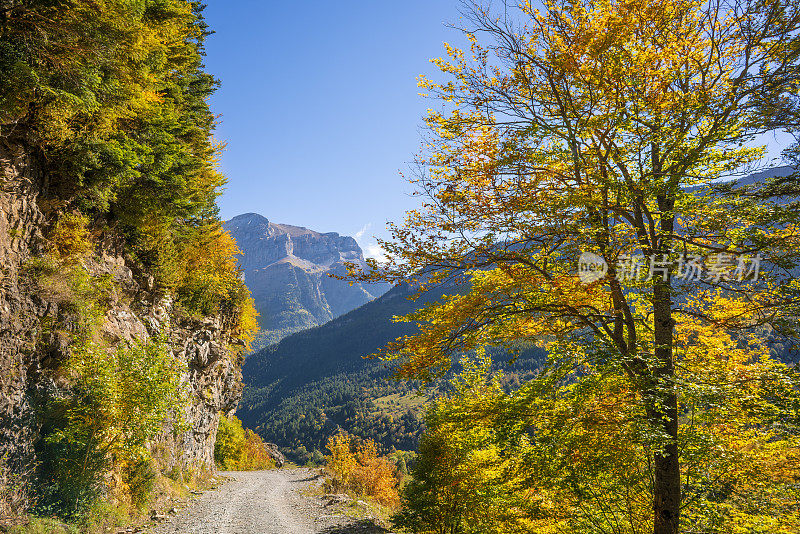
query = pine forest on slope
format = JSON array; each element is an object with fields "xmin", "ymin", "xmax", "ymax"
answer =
[{"xmin": 238, "ymin": 279, "xmax": 546, "ymax": 464}]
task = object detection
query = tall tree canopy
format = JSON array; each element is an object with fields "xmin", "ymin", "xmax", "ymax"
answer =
[
  {"xmin": 0, "ymin": 0, "xmax": 257, "ymax": 514},
  {"xmin": 363, "ymin": 0, "xmax": 800, "ymax": 532},
  {"xmin": 0, "ymin": 0, "xmax": 256, "ymax": 339}
]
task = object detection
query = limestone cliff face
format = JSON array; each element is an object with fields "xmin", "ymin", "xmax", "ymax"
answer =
[
  {"xmin": 224, "ymin": 213, "xmax": 390, "ymax": 346},
  {"xmin": 0, "ymin": 142, "xmax": 242, "ymax": 504}
]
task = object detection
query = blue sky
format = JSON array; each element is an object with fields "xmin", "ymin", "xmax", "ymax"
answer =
[
  {"xmin": 204, "ymin": 2, "xmax": 794, "ymax": 259},
  {"xmin": 204, "ymin": 1, "xmax": 463, "ymax": 257}
]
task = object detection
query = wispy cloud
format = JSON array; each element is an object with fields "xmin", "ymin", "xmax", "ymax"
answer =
[
  {"xmin": 352, "ymin": 223, "xmax": 387, "ymax": 261},
  {"xmin": 354, "ymin": 223, "xmax": 371, "ymax": 241},
  {"xmin": 363, "ymin": 243, "xmax": 386, "ymax": 261}
]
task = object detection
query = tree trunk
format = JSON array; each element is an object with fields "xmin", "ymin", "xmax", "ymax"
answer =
[{"xmin": 650, "ymin": 279, "xmax": 680, "ymax": 534}]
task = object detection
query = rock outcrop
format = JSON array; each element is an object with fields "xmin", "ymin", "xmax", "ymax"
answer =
[
  {"xmin": 224, "ymin": 213, "xmax": 390, "ymax": 346},
  {"xmin": 0, "ymin": 141, "xmax": 243, "ymax": 505},
  {"xmin": 0, "ymin": 141, "xmax": 49, "ymax": 503},
  {"xmin": 263, "ymin": 443, "xmax": 285, "ymax": 468}
]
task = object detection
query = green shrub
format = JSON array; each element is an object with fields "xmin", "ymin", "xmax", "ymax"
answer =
[
  {"xmin": 26, "ymin": 231, "xmax": 112, "ymax": 342},
  {"xmin": 36, "ymin": 337, "xmax": 187, "ymax": 516},
  {"xmin": 124, "ymin": 456, "xmax": 157, "ymax": 509},
  {"xmin": 7, "ymin": 517, "xmax": 79, "ymax": 534},
  {"xmin": 1, "ymin": 0, "xmax": 258, "ymax": 350}
]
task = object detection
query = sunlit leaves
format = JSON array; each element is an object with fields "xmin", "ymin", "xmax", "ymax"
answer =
[
  {"xmin": 0, "ymin": 0, "xmax": 257, "ymax": 345},
  {"xmin": 365, "ymin": 0, "xmax": 800, "ymax": 532},
  {"xmin": 215, "ymin": 415, "xmax": 276, "ymax": 471},
  {"xmin": 324, "ymin": 432, "xmax": 401, "ymax": 508}
]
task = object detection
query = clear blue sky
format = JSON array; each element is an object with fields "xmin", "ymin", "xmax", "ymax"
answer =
[
  {"xmin": 203, "ymin": 2, "xmax": 793, "ymax": 259},
  {"xmin": 203, "ymin": 1, "xmax": 463, "ymax": 257}
]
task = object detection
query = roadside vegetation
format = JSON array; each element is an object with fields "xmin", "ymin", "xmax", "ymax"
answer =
[
  {"xmin": 323, "ymin": 432, "xmax": 402, "ymax": 508},
  {"xmin": 214, "ymin": 415, "xmax": 276, "ymax": 471}
]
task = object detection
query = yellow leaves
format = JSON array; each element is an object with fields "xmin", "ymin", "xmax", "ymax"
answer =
[
  {"xmin": 17, "ymin": 0, "xmax": 198, "ymax": 150},
  {"xmin": 443, "ymin": 42, "xmax": 465, "ymax": 62},
  {"xmin": 379, "ymin": 0, "xmax": 800, "ymax": 530},
  {"xmin": 215, "ymin": 415, "xmax": 275, "ymax": 471},
  {"xmin": 672, "ymin": 311, "xmax": 800, "ymax": 531},
  {"xmin": 49, "ymin": 212, "xmax": 92, "ymax": 261},
  {"xmin": 677, "ymin": 346, "xmax": 800, "ymax": 531},
  {"xmin": 382, "ymin": 262, "xmax": 621, "ymax": 379},
  {"xmin": 63, "ymin": 337, "xmax": 188, "ymax": 471},
  {"xmin": 235, "ymin": 291, "xmax": 259, "ymax": 353},
  {"xmin": 182, "ymin": 226, "xmax": 241, "ymax": 286},
  {"xmin": 425, "ymin": 0, "xmax": 757, "ymax": 145},
  {"xmin": 419, "ymin": 325, "xmax": 800, "ymax": 532},
  {"xmin": 168, "ymin": 223, "xmax": 257, "ymax": 351},
  {"xmin": 324, "ymin": 432, "xmax": 400, "ymax": 508}
]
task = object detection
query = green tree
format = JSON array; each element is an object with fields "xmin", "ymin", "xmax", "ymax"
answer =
[
  {"xmin": 39, "ymin": 338, "xmax": 187, "ymax": 514},
  {"xmin": 397, "ymin": 339, "xmax": 800, "ymax": 533},
  {"xmin": 0, "ymin": 0, "xmax": 257, "ymax": 518},
  {"xmin": 0, "ymin": 0, "xmax": 256, "ymax": 332},
  {"xmin": 393, "ymin": 359, "xmax": 531, "ymax": 534}
]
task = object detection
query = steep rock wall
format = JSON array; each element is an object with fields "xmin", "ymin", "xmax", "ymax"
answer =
[
  {"xmin": 0, "ymin": 140, "xmax": 49, "ymax": 497},
  {"xmin": 0, "ymin": 141, "xmax": 243, "ymax": 503}
]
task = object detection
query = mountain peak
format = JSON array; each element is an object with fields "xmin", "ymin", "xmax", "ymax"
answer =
[
  {"xmin": 229, "ymin": 212, "xmax": 270, "ymax": 225},
  {"xmin": 223, "ymin": 213, "xmax": 391, "ymax": 346}
]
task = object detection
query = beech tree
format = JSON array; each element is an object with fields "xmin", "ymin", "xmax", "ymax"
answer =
[{"xmin": 363, "ymin": 0, "xmax": 800, "ymax": 533}]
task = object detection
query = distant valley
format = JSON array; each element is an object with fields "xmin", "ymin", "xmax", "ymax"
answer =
[{"xmin": 237, "ymin": 279, "xmax": 546, "ymax": 463}]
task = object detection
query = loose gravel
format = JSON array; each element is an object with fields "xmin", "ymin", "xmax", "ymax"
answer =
[{"xmin": 150, "ymin": 469, "xmax": 389, "ymax": 534}]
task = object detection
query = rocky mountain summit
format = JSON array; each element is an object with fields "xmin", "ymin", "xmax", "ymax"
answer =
[{"xmin": 224, "ymin": 213, "xmax": 390, "ymax": 346}]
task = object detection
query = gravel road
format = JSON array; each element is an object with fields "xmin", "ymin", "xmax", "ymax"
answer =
[{"xmin": 150, "ymin": 469, "xmax": 388, "ymax": 534}]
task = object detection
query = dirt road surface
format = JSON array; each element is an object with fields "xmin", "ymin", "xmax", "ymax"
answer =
[{"xmin": 150, "ymin": 469, "xmax": 389, "ymax": 534}]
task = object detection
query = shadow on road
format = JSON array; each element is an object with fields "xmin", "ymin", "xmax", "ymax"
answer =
[
  {"xmin": 296, "ymin": 472, "xmax": 324, "ymax": 482},
  {"xmin": 318, "ymin": 519, "xmax": 390, "ymax": 533}
]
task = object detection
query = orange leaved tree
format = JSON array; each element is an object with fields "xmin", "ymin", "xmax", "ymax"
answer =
[{"xmin": 325, "ymin": 432, "xmax": 400, "ymax": 508}]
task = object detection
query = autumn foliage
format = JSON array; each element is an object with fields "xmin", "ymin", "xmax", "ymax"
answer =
[
  {"xmin": 395, "ymin": 341, "xmax": 800, "ymax": 534},
  {"xmin": 358, "ymin": 0, "xmax": 800, "ymax": 532},
  {"xmin": 0, "ymin": 0, "xmax": 258, "ymax": 347},
  {"xmin": 0, "ymin": 0, "xmax": 258, "ymax": 521},
  {"xmin": 179, "ymin": 226, "xmax": 259, "ymax": 351},
  {"xmin": 214, "ymin": 416, "xmax": 276, "ymax": 472},
  {"xmin": 324, "ymin": 432, "xmax": 400, "ymax": 508}
]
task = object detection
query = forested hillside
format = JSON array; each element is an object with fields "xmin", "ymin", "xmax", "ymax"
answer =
[
  {"xmin": 239, "ymin": 281, "xmax": 545, "ymax": 463},
  {"xmin": 0, "ymin": 0, "xmax": 255, "ymax": 528},
  {"xmin": 239, "ymin": 283, "xmax": 436, "ymax": 463}
]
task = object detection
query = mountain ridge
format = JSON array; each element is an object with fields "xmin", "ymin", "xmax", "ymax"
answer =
[{"xmin": 224, "ymin": 213, "xmax": 390, "ymax": 347}]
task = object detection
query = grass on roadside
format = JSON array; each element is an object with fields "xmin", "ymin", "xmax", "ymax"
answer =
[{"xmin": 3, "ymin": 466, "xmax": 220, "ymax": 534}]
